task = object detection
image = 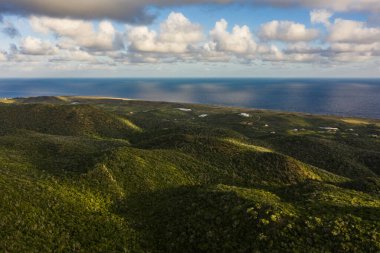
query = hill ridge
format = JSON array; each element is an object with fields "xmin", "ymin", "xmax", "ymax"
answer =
[{"xmin": 0, "ymin": 96, "xmax": 379, "ymax": 252}]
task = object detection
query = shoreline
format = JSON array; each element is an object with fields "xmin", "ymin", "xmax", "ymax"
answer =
[{"xmin": 2, "ymin": 95, "xmax": 380, "ymax": 122}]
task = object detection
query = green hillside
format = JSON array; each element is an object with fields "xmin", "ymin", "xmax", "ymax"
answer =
[{"xmin": 0, "ymin": 96, "xmax": 379, "ymax": 252}]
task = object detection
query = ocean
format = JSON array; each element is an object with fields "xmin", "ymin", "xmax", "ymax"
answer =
[{"xmin": 0, "ymin": 78, "xmax": 379, "ymax": 119}]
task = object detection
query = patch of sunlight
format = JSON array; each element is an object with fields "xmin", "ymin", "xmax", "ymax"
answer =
[
  {"xmin": 56, "ymin": 96, "xmax": 69, "ymax": 102},
  {"xmin": 0, "ymin": 98, "xmax": 16, "ymax": 104},
  {"xmin": 287, "ymin": 129, "xmax": 316, "ymax": 135},
  {"xmin": 215, "ymin": 184, "xmax": 297, "ymax": 215},
  {"xmin": 287, "ymin": 117, "xmax": 311, "ymax": 127},
  {"xmin": 341, "ymin": 118, "xmax": 371, "ymax": 125},
  {"xmin": 222, "ymin": 138, "xmax": 273, "ymax": 153},
  {"xmin": 76, "ymin": 96, "xmax": 131, "ymax": 101},
  {"xmin": 298, "ymin": 163, "xmax": 322, "ymax": 181},
  {"xmin": 343, "ymin": 118, "xmax": 380, "ymax": 127},
  {"xmin": 87, "ymin": 164, "xmax": 125, "ymax": 198},
  {"xmin": 44, "ymin": 180, "xmax": 112, "ymax": 212},
  {"xmin": 117, "ymin": 117, "xmax": 143, "ymax": 132}
]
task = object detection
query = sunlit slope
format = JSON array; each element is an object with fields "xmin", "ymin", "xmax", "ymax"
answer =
[{"xmin": 0, "ymin": 96, "xmax": 379, "ymax": 252}]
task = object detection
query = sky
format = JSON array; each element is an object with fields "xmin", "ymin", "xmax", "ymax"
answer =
[{"xmin": 0, "ymin": 0, "xmax": 380, "ymax": 78}]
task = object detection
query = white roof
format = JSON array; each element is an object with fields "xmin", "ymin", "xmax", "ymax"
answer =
[
  {"xmin": 319, "ymin": 127, "xmax": 339, "ymax": 130},
  {"xmin": 177, "ymin": 108, "xmax": 192, "ymax": 112},
  {"xmin": 239, "ymin": 113, "xmax": 250, "ymax": 117}
]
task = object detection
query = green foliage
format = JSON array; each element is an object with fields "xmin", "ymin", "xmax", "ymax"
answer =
[
  {"xmin": 0, "ymin": 103, "xmax": 139, "ymax": 138},
  {"xmin": 0, "ymin": 96, "xmax": 379, "ymax": 252}
]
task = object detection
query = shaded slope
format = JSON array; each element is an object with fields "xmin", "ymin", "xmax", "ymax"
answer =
[
  {"xmin": 0, "ymin": 131, "xmax": 129, "ymax": 176},
  {"xmin": 266, "ymin": 135, "xmax": 378, "ymax": 178},
  {"xmin": 136, "ymin": 133, "xmax": 347, "ymax": 185},
  {"xmin": 0, "ymin": 104, "xmax": 141, "ymax": 138},
  {"xmin": 123, "ymin": 184, "xmax": 379, "ymax": 253}
]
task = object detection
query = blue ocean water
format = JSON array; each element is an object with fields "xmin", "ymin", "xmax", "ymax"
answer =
[{"xmin": 0, "ymin": 78, "xmax": 379, "ymax": 119}]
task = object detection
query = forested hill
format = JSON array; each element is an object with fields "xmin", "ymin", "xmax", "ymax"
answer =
[{"xmin": 1, "ymin": 96, "xmax": 379, "ymax": 252}]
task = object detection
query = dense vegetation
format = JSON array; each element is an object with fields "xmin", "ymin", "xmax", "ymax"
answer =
[{"xmin": 0, "ymin": 96, "xmax": 379, "ymax": 252}]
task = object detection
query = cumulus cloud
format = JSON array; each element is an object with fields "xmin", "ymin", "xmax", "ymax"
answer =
[
  {"xmin": 324, "ymin": 19, "xmax": 380, "ymax": 62},
  {"xmin": 50, "ymin": 49, "xmax": 96, "ymax": 62},
  {"xmin": 2, "ymin": 9, "xmax": 380, "ymax": 68},
  {"xmin": 207, "ymin": 19, "xmax": 257, "ymax": 54},
  {"xmin": 328, "ymin": 19, "xmax": 380, "ymax": 43},
  {"xmin": 310, "ymin": 9, "xmax": 333, "ymax": 26},
  {"xmin": 0, "ymin": 51, "xmax": 6, "ymax": 61},
  {"xmin": 126, "ymin": 14, "xmax": 268, "ymax": 63},
  {"xmin": 20, "ymin": 36, "xmax": 58, "ymax": 55},
  {"xmin": 127, "ymin": 12, "xmax": 203, "ymax": 54},
  {"xmin": 330, "ymin": 52, "xmax": 374, "ymax": 62},
  {"xmin": 200, "ymin": 19, "xmax": 288, "ymax": 63},
  {"xmin": 284, "ymin": 43, "xmax": 323, "ymax": 56},
  {"xmin": 282, "ymin": 42, "xmax": 326, "ymax": 62},
  {"xmin": 330, "ymin": 42, "xmax": 380, "ymax": 54},
  {"xmin": 30, "ymin": 16, "xmax": 124, "ymax": 51},
  {"xmin": 159, "ymin": 12, "xmax": 204, "ymax": 45},
  {"xmin": 259, "ymin": 20, "xmax": 319, "ymax": 42}
]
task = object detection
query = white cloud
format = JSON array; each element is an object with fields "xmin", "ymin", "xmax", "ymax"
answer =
[
  {"xmin": 259, "ymin": 45, "xmax": 284, "ymax": 62},
  {"xmin": 200, "ymin": 20, "xmax": 290, "ymax": 63},
  {"xmin": 50, "ymin": 49, "xmax": 96, "ymax": 62},
  {"xmin": 323, "ymin": 18, "xmax": 380, "ymax": 62},
  {"xmin": 20, "ymin": 36, "xmax": 58, "ymax": 55},
  {"xmin": 159, "ymin": 12, "xmax": 204, "ymax": 44},
  {"xmin": 328, "ymin": 19, "xmax": 380, "ymax": 43},
  {"xmin": 207, "ymin": 19, "xmax": 257, "ymax": 54},
  {"xmin": 0, "ymin": 51, "xmax": 6, "ymax": 61},
  {"xmin": 310, "ymin": 9, "xmax": 333, "ymax": 26},
  {"xmin": 2, "ymin": 10, "xmax": 380, "ymax": 69},
  {"xmin": 331, "ymin": 52, "xmax": 374, "ymax": 62},
  {"xmin": 287, "ymin": 53, "xmax": 320, "ymax": 63},
  {"xmin": 127, "ymin": 12, "xmax": 203, "ymax": 54},
  {"xmin": 282, "ymin": 43, "xmax": 324, "ymax": 62},
  {"xmin": 198, "ymin": 19, "xmax": 269, "ymax": 63},
  {"xmin": 30, "ymin": 16, "xmax": 124, "ymax": 51},
  {"xmin": 330, "ymin": 42, "xmax": 380, "ymax": 54},
  {"xmin": 259, "ymin": 20, "xmax": 319, "ymax": 42},
  {"xmin": 327, "ymin": 41, "xmax": 380, "ymax": 63}
]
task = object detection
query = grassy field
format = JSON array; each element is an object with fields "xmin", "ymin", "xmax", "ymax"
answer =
[{"xmin": 0, "ymin": 96, "xmax": 379, "ymax": 252}]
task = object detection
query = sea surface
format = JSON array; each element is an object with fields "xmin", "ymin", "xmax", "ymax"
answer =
[{"xmin": 0, "ymin": 78, "xmax": 379, "ymax": 119}]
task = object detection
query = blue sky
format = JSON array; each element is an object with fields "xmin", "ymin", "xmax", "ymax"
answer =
[{"xmin": 0, "ymin": 1, "xmax": 380, "ymax": 77}]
